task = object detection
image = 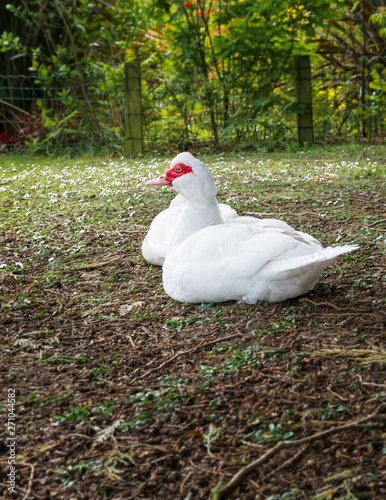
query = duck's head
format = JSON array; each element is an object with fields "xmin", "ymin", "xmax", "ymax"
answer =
[{"xmin": 146, "ymin": 152, "xmax": 217, "ymax": 201}]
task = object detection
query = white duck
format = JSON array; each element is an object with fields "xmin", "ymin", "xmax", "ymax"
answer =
[
  {"xmin": 142, "ymin": 153, "xmax": 237, "ymax": 266},
  {"xmin": 143, "ymin": 152, "xmax": 358, "ymax": 304}
]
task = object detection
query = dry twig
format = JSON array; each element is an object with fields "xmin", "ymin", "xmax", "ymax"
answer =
[
  {"xmin": 265, "ymin": 444, "xmax": 308, "ymax": 479},
  {"xmin": 298, "ymin": 297, "xmax": 371, "ymax": 313},
  {"xmin": 312, "ymin": 346, "xmax": 386, "ymax": 364},
  {"xmin": 20, "ymin": 462, "xmax": 35, "ymax": 500},
  {"xmin": 357, "ymin": 375, "xmax": 386, "ymax": 388},
  {"xmin": 66, "ymin": 255, "xmax": 122, "ymax": 272},
  {"xmin": 211, "ymin": 403, "xmax": 385, "ymax": 500},
  {"xmin": 328, "ymin": 387, "xmax": 349, "ymax": 401},
  {"xmin": 127, "ymin": 334, "xmax": 137, "ymax": 349},
  {"xmin": 369, "ymin": 218, "xmax": 386, "ymax": 226}
]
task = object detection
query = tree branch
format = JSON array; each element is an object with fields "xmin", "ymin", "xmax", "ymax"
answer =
[{"xmin": 212, "ymin": 403, "xmax": 385, "ymax": 500}]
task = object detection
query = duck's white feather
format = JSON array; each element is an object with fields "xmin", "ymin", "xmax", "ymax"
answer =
[
  {"xmin": 142, "ymin": 152, "xmax": 358, "ymax": 303},
  {"xmin": 163, "ymin": 223, "xmax": 357, "ymax": 303},
  {"xmin": 142, "ymin": 154, "xmax": 236, "ymax": 265},
  {"xmin": 142, "ymin": 199, "xmax": 224, "ymax": 266}
]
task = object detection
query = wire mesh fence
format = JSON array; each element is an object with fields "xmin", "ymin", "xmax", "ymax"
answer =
[
  {"xmin": 0, "ymin": 71, "xmax": 125, "ymax": 154},
  {"xmin": 312, "ymin": 65, "xmax": 386, "ymax": 143},
  {"xmin": 143, "ymin": 64, "xmax": 386, "ymax": 149},
  {"xmin": 0, "ymin": 59, "xmax": 385, "ymax": 155}
]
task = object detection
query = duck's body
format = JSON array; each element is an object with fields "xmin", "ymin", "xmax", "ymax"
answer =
[
  {"xmin": 142, "ymin": 196, "xmax": 224, "ymax": 266},
  {"xmin": 163, "ymin": 223, "xmax": 356, "ymax": 303},
  {"xmin": 142, "ymin": 152, "xmax": 358, "ymax": 303}
]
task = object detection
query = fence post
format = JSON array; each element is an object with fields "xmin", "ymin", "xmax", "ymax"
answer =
[
  {"xmin": 124, "ymin": 62, "xmax": 142, "ymax": 156},
  {"xmin": 294, "ymin": 55, "xmax": 313, "ymax": 144}
]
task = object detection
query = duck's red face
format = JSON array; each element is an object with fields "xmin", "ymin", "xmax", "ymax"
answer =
[
  {"xmin": 165, "ymin": 163, "xmax": 193, "ymax": 183},
  {"xmin": 146, "ymin": 163, "xmax": 193, "ymax": 187}
]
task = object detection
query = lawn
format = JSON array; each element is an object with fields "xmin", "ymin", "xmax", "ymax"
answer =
[{"xmin": 0, "ymin": 144, "xmax": 385, "ymax": 499}]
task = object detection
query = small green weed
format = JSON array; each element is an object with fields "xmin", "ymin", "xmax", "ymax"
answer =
[
  {"xmin": 243, "ymin": 423, "xmax": 293, "ymax": 444},
  {"xmin": 221, "ymin": 346, "xmax": 288, "ymax": 374},
  {"xmin": 52, "ymin": 392, "xmax": 71, "ymax": 406},
  {"xmin": 130, "ymin": 310, "xmax": 156, "ymax": 323},
  {"xmin": 38, "ymin": 346, "xmax": 88, "ymax": 365},
  {"xmin": 320, "ymin": 403, "xmax": 347, "ymax": 420},
  {"xmin": 221, "ymin": 346, "xmax": 261, "ymax": 372},
  {"xmin": 91, "ymin": 367, "xmax": 111, "ymax": 378},
  {"xmin": 19, "ymin": 393, "xmax": 45, "ymax": 410},
  {"xmin": 252, "ymin": 320, "xmax": 293, "ymax": 337},
  {"xmin": 163, "ymin": 316, "xmax": 211, "ymax": 331},
  {"xmin": 121, "ymin": 411, "xmax": 152, "ymax": 430},
  {"xmin": 12, "ymin": 297, "xmax": 32, "ymax": 310},
  {"xmin": 371, "ymin": 391, "xmax": 386, "ymax": 399},
  {"xmin": 35, "ymin": 310, "xmax": 50, "ymax": 318},
  {"xmin": 56, "ymin": 460, "xmax": 100, "ymax": 488},
  {"xmin": 38, "ymin": 352, "xmax": 88, "ymax": 365},
  {"xmin": 55, "ymin": 406, "xmax": 91, "ymax": 425},
  {"xmin": 130, "ymin": 385, "xmax": 188, "ymax": 413},
  {"xmin": 247, "ymin": 414, "xmax": 266, "ymax": 425}
]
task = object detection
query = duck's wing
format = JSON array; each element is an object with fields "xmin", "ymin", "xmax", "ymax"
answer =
[
  {"xmin": 218, "ymin": 203, "xmax": 238, "ymax": 222},
  {"xmin": 142, "ymin": 206, "xmax": 185, "ymax": 266},
  {"xmin": 163, "ymin": 223, "xmax": 358, "ymax": 304},
  {"xmin": 162, "ymin": 224, "xmax": 300, "ymax": 302},
  {"xmin": 233, "ymin": 216, "xmax": 322, "ymax": 248}
]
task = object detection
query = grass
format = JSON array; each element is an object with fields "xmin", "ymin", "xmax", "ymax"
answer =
[{"xmin": 1, "ymin": 143, "xmax": 385, "ymax": 499}]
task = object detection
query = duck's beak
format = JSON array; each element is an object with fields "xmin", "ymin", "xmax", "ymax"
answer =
[{"xmin": 145, "ymin": 174, "xmax": 171, "ymax": 187}]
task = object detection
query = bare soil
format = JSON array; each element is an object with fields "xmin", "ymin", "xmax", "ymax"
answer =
[{"xmin": 1, "ymin": 174, "xmax": 385, "ymax": 499}]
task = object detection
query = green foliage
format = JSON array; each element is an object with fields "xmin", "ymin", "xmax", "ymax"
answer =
[
  {"xmin": 220, "ymin": 345, "xmax": 288, "ymax": 373},
  {"xmin": 130, "ymin": 382, "xmax": 188, "ymax": 413},
  {"xmin": 130, "ymin": 310, "xmax": 156, "ymax": 323},
  {"xmin": 369, "ymin": 68, "xmax": 386, "ymax": 113},
  {"xmin": 52, "ymin": 392, "xmax": 71, "ymax": 406},
  {"xmin": 1, "ymin": 0, "xmax": 385, "ymax": 149},
  {"xmin": 252, "ymin": 320, "xmax": 294, "ymax": 337},
  {"xmin": 0, "ymin": 31, "xmax": 26, "ymax": 53},
  {"xmin": 314, "ymin": 0, "xmax": 386, "ymax": 140},
  {"xmin": 140, "ymin": 0, "xmax": 346, "ymax": 145},
  {"xmin": 38, "ymin": 347, "xmax": 89, "ymax": 365},
  {"xmin": 91, "ymin": 367, "xmax": 111, "ymax": 378},
  {"xmin": 0, "ymin": 0, "xmax": 141, "ymax": 153},
  {"xmin": 370, "ymin": 9, "xmax": 386, "ymax": 38}
]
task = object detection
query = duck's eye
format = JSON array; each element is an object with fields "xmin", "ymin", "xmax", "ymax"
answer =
[{"xmin": 176, "ymin": 166, "xmax": 183, "ymax": 173}]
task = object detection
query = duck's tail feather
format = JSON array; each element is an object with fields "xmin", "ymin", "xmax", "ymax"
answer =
[{"xmin": 283, "ymin": 244, "xmax": 359, "ymax": 275}]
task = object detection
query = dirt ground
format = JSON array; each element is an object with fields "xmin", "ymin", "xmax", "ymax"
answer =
[{"xmin": 0, "ymin": 155, "xmax": 385, "ymax": 499}]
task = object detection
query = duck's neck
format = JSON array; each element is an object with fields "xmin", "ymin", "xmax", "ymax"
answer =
[
  {"xmin": 186, "ymin": 188, "xmax": 223, "ymax": 218},
  {"xmin": 173, "ymin": 195, "xmax": 223, "ymax": 247},
  {"xmin": 190, "ymin": 197, "xmax": 223, "ymax": 224}
]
